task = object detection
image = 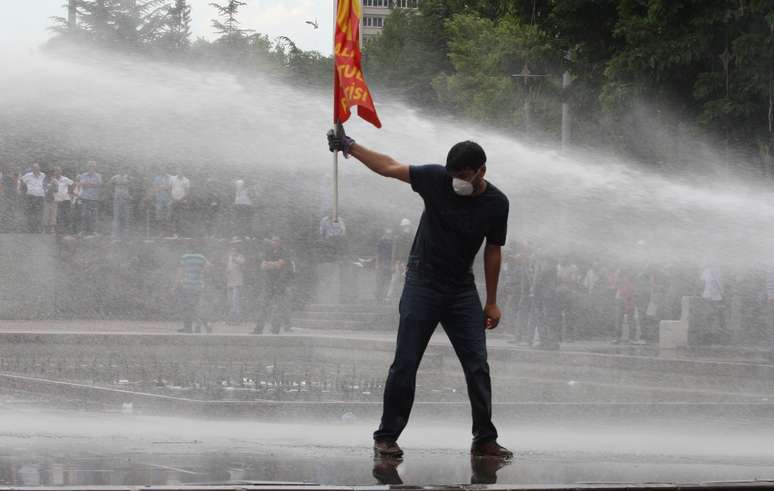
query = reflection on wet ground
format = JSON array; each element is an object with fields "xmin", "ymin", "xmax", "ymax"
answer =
[
  {"xmin": 3, "ymin": 395, "xmax": 774, "ymax": 487},
  {"xmin": 4, "ymin": 449, "xmax": 774, "ymax": 487},
  {"xmin": 0, "ymin": 454, "xmax": 510, "ymax": 487}
]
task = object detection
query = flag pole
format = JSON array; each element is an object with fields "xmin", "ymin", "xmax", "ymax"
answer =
[
  {"xmin": 332, "ymin": 0, "xmax": 339, "ymax": 224},
  {"xmin": 333, "ymin": 140, "xmax": 339, "ymax": 223}
]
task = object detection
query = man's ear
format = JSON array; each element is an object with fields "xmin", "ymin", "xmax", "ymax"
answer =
[{"xmin": 479, "ymin": 165, "xmax": 487, "ymax": 179}]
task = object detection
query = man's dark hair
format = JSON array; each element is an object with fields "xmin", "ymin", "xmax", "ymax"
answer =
[{"xmin": 446, "ymin": 140, "xmax": 486, "ymax": 173}]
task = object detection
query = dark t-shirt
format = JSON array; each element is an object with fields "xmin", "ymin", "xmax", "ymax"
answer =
[
  {"xmin": 263, "ymin": 246, "xmax": 290, "ymax": 287},
  {"xmin": 408, "ymin": 164, "xmax": 509, "ymax": 283}
]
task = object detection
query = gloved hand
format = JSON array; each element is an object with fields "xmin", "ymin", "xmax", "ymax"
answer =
[{"xmin": 327, "ymin": 125, "xmax": 355, "ymax": 158}]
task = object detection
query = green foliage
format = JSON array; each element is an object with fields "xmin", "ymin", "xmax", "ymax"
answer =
[
  {"xmin": 363, "ymin": 8, "xmax": 452, "ymax": 107},
  {"xmin": 160, "ymin": 0, "xmax": 193, "ymax": 51},
  {"xmin": 432, "ymin": 14, "xmax": 559, "ymax": 128},
  {"xmin": 209, "ymin": 0, "xmax": 253, "ymax": 46},
  {"xmin": 45, "ymin": 0, "xmax": 774, "ymax": 169},
  {"xmin": 53, "ymin": 0, "xmax": 171, "ymax": 48}
]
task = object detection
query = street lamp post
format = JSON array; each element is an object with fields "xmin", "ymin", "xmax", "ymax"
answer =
[
  {"xmin": 720, "ymin": 46, "xmax": 733, "ymax": 172},
  {"xmin": 512, "ymin": 62, "xmax": 572, "ymax": 151},
  {"xmin": 511, "ymin": 63, "xmax": 548, "ymax": 135},
  {"xmin": 561, "ymin": 70, "xmax": 572, "ymax": 152}
]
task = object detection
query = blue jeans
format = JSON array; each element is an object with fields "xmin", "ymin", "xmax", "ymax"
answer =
[
  {"xmin": 255, "ymin": 283, "xmax": 289, "ymax": 334},
  {"xmin": 373, "ymin": 270, "xmax": 498, "ymax": 444},
  {"xmin": 228, "ymin": 286, "xmax": 241, "ymax": 322},
  {"xmin": 178, "ymin": 287, "xmax": 203, "ymax": 332},
  {"xmin": 80, "ymin": 199, "xmax": 98, "ymax": 235}
]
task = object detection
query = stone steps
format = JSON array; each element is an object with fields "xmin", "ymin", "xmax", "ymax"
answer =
[
  {"xmin": 301, "ymin": 303, "xmax": 396, "ymax": 314},
  {"xmin": 289, "ymin": 303, "xmax": 397, "ymax": 330},
  {"xmin": 292, "ymin": 311, "xmax": 395, "ymax": 322},
  {"xmin": 290, "ymin": 318, "xmax": 392, "ymax": 331}
]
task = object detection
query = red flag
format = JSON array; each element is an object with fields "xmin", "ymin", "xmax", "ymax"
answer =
[{"xmin": 334, "ymin": 0, "xmax": 381, "ymax": 128}]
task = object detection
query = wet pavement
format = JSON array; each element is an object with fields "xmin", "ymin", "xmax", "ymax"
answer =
[
  {"xmin": 2, "ymin": 322, "xmax": 774, "ymax": 488},
  {"xmin": 3, "ymin": 395, "xmax": 774, "ymax": 488}
]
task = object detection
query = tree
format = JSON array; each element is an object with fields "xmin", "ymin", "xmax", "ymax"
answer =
[
  {"xmin": 694, "ymin": 2, "xmax": 774, "ymax": 152},
  {"xmin": 432, "ymin": 13, "xmax": 559, "ymax": 130},
  {"xmin": 210, "ymin": 0, "xmax": 252, "ymax": 46},
  {"xmin": 363, "ymin": 6, "xmax": 453, "ymax": 108},
  {"xmin": 600, "ymin": 0, "xmax": 732, "ymax": 161},
  {"xmin": 160, "ymin": 0, "xmax": 193, "ymax": 51},
  {"xmin": 50, "ymin": 0, "xmax": 170, "ymax": 49},
  {"xmin": 274, "ymin": 36, "xmax": 331, "ymax": 86}
]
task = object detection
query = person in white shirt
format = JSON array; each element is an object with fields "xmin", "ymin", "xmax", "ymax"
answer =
[
  {"xmin": 233, "ymin": 179, "xmax": 254, "ymax": 239},
  {"xmin": 168, "ymin": 169, "xmax": 190, "ymax": 238},
  {"xmin": 46, "ymin": 167, "xmax": 74, "ymax": 234},
  {"xmin": 226, "ymin": 240, "xmax": 246, "ymax": 324},
  {"xmin": 18, "ymin": 163, "xmax": 46, "ymax": 233},
  {"xmin": 701, "ymin": 265, "xmax": 727, "ymax": 343},
  {"xmin": 109, "ymin": 173, "xmax": 132, "ymax": 239}
]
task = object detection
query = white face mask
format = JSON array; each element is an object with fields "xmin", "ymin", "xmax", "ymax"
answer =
[{"xmin": 451, "ymin": 169, "xmax": 480, "ymax": 196}]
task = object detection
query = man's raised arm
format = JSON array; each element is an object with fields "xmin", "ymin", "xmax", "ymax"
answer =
[{"xmin": 327, "ymin": 127, "xmax": 410, "ymax": 183}]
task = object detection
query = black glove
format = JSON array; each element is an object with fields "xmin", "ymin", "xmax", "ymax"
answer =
[{"xmin": 327, "ymin": 125, "xmax": 355, "ymax": 158}]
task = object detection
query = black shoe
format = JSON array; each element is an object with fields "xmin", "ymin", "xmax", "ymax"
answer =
[
  {"xmin": 470, "ymin": 441, "xmax": 513, "ymax": 459},
  {"xmin": 177, "ymin": 327, "xmax": 193, "ymax": 333},
  {"xmin": 373, "ymin": 439, "xmax": 403, "ymax": 459},
  {"xmin": 372, "ymin": 458, "xmax": 402, "ymax": 485}
]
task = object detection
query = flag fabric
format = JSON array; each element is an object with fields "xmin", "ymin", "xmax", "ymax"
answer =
[{"xmin": 334, "ymin": 0, "xmax": 381, "ymax": 128}]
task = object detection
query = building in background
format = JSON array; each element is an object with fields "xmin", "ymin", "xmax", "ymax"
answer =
[{"xmin": 361, "ymin": 0, "xmax": 420, "ymax": 41}]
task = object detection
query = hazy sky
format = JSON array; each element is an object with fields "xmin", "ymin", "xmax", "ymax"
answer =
[{"xmin": 0, "ymin": 1, "xmax": 334, "ymax": 54}]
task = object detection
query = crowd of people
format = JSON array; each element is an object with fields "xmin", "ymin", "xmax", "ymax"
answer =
[
  {"xmin": 170, "ymin": 235, "xmax": 296, "ymax": 334},
  {"xmin": 2, "ymin": 161, "xmax": 773, "ymax": 345},
  {"xmin": 0, "ymin": 160, "xmax": 352, "ymax": 332},
  {"xmin": 495, "ymin": 243, "xmax": 774, "ymax": 348},
  {"xmin": 369, "ymin": 231, "xmax": 774, "ymax": 348},
  {"xmin": 0, "ymin": 161, "xmax": 301, "ymax": 240}
]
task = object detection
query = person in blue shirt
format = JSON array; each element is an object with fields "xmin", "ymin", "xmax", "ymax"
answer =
[
  {"xmin": 175, "ymin": 248, "xmax": 210, "ymax": 334},
  {"xmin": 78, "ymin": 161, "xmax": 102, "ymax": 236}
]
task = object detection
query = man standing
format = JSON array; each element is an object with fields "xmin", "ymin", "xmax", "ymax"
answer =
[
  {"xmin": 47, "ymin": 167, "xmax": 74, "ymax": 235},
  {"xmin": 78, "ymin": 161, "xmax": 102, "ymax": 236},
  {"xmin": 152, "ymin": 168, "xmax": 172, "ymax": 236},
  {"xmin": 701, "ymin": 264, "xmax": 726, "ymax": 344},
  {"xmin": 176, "ymin": 246, "xmax": 210, "ymax": 334},
  {"xmin": 18, "ymin": 163, "xmax": 46, "ymax": 233},
  {"xmin": 233, "ymin": 179, "xmax": 254, "ymax": 239},
  {"xmin": 169, "ymin": 168, "xmax": 190, "ymax": 238},
  {"xmin": 253, "ymin": 236, "xmax": 292, "ymax": 335},
  {"xmin": 327, "ymin": 129, "xmax": 512, "ymax": 459},
  {"xmin": 386, "ymin": 218, "xmax": 413, "ymax": 301},
  {"xmin": 109, "ymin": 172, "xmax": 132, "ymax": 239},
  {"xmin": 374, "ymin": 228, "xmax": 395, "ymax": 303},
  {"xmin": 226, "ymin": 239, "xmax": 246, "ymax": 324}
]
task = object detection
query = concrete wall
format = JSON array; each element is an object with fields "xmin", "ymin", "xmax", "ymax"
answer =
[{"xmin": 0, "ymin": 234, "xmax": 56, "ymax": 319}]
